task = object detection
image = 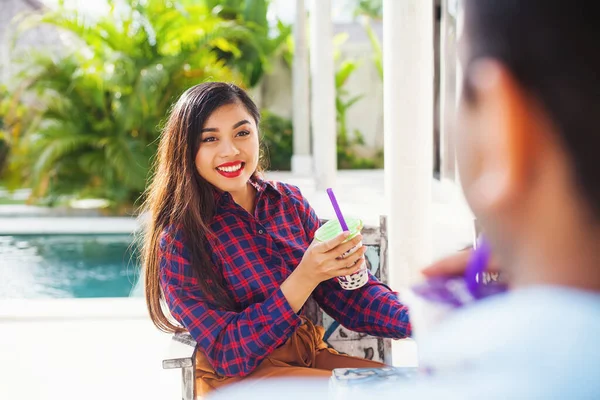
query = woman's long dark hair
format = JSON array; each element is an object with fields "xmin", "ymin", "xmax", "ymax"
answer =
[{"xmin": 141, "ymin": 82, "xmax": 262, "ymax": 332}]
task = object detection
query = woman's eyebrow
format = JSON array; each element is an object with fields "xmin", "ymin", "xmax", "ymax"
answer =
[
  {"xmin": 201, "ymin": 119, "xmax": 250, "ymax": 133},
  {"xmin": 232, "ymin": 119, "xmax": 250, "ymax": 129}
]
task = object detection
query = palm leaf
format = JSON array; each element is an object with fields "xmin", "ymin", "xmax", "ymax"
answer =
[
  {"xmin": 336, "ymin": 60, "xmax": 362, "ymax": 89},
  {"xmin": 9, "ymin": 0, "xmax": 280, "ymax": 207}
]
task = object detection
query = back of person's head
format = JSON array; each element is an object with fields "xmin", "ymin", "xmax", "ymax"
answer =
[
  {"xmin": 463, "ymin": 0, "xmax": 600, "ymax": 220},
  {"xmin": 458, "ymin": 0, "xmax": 600, "ymax": 287}
]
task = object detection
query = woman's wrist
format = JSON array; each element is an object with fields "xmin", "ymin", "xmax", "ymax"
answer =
[
  {"xmin": 280, "ymin": 265, "xmax": 319, "ymax": 313},
  {"xmin": 292, "ymin": 262, "xmax": 320, "ymax": 289}
]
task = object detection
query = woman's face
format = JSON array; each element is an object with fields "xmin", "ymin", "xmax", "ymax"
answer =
[{"xmin": 195, "ymin": 102, "xmax": 259, "ymax": 194}]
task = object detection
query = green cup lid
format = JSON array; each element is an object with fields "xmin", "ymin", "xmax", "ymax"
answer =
[{"xmin": 315, "ymin": 217, "xmax": 363, "ymax": 242}]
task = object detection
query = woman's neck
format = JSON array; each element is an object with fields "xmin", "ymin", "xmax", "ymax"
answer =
[
  {"xmin": 505, "ymin": 216, "xmax": 600, "ymax": 292},
  {"xmin": 230, "ymin": 182, "xmax": 257, "ymax": 215}
]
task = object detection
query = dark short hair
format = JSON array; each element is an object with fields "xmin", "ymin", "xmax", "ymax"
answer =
[{"xmin": 463, "ymin": 0, "xmax": 600, "ymax": 220}]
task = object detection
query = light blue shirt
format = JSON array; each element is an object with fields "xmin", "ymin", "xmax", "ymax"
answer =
[
  {"xmin": 378, "ymin": 286, "xmax": 600, "ymax": 399},
  {"xmin": 208, "ymin": 286, "xmax": 600, "ymax": 399}
]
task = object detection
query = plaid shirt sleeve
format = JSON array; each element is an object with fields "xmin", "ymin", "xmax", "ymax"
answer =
[
  {"xmin": 313, "ymin": 273, "xmax": 411, "ymax": 338},
  {"xmin": 299, "ymin": 194, "xmax": 412, "ymax": 339},
  {"xmin": 159, "ymin": 229, "xmax": 303, "ymax": 377}
]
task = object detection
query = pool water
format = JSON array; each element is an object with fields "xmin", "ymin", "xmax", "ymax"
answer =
[{"xmin": 0, "ymin": 235, "xmax": 142, "ymax": 299}]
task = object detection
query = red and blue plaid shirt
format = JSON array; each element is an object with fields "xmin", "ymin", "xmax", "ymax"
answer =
[{"xmin": 159, "ymin": 178, "xmax": 411, "ymax": 377}]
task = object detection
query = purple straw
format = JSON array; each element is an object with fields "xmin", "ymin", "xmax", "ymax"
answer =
[
  {"xmin": 465, "ymin": 237, "xmax": 491, "ymax": 297},
  {"xmin": 466, "ymin": 237, "xmax": 507, "ymax": 299},
  {"xmin": 327, "ymin": 188, "xmax": 349, "ymax": 231},
  {"xmin": 411, "ymin": 236, "xmax": 507, "ymax": 307}
]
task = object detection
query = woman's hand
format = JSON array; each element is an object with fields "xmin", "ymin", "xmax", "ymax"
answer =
[
  {"xmin": 421, "ymin": 248, "xmax": 500, "ymax": 278},
  {"xmin": 280, "ymin": 232, "xmax": 366, "ymax": 313},
  {"xmin": 297, "ymin": 233, "xmax": 367, "ymax": 287}
]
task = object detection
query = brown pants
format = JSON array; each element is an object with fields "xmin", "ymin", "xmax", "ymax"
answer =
[{"xmin": 195, "ymin": 318, "xmax": 385, "ymax": 396}]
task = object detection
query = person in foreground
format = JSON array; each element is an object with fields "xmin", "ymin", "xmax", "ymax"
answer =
[
  {"xmin": 208, "ymin": 0, "xmax": 600, "ymax": 398},
  {"xmin": 141, "ymin": 82, "xmax": 411, "ymax": 396}
]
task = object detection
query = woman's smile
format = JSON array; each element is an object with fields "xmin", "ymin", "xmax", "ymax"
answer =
[
  {"xmin": 195, "ymin": 103, "xmax": 259, "ymax": 195},
  {"xmin": 216, "ymin": 161, "xmax": 245, "ymax": 178}
]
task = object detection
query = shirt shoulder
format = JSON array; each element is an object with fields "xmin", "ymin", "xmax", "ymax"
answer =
[
  {"xmin": 418, "ymin": 287, "xmax": 600, "ymax": 375},
  {"xmin": 157, "ymin": 224, "xmax": 195, "ymax": 275},
  {"xmin": 158, "ymin": 224, "xmax": 185, "ymax": 250},
  {"xmin": 268, "ymin": 181, "xmax": 305, "ymax": 204}
]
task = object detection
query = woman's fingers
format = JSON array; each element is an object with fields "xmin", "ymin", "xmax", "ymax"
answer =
[
  {"xmin": 313, "ymin": 231, "xmax": 351, "ymax": 252},
  {"xmin": 327, "ymin": 234, "xmax": 363, "ymax": 257},
  {"xmin": 421, "ymin": 250, "xmax": 471, "ymax": 277},
  {"xmin": 334, "ymin": 255, "xmax": 365, "ymax": 277},
  {"xmin": 421, "ymin": 249, "xmax": 500, "ymax": 277},
  {"xmin": 334, "ymin": 246, "xmax": 366, "ymax": 271}
]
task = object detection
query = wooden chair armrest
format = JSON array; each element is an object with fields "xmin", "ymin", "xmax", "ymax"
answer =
[{"xmin": 163, "ymin": 333, "xmax": 196, "ymax": 369}]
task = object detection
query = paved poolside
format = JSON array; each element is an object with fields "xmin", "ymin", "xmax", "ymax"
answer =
[
  {"xmin": 0, "ymin": 298, "xmax": 179, "ymax": 400},
  {"xmin": 0, "ymin": 298, "xmax": 421, "ymax": 400},
  {"xmin": 0, "ymin": 170, "xmax": 472, "ymax": 400}
]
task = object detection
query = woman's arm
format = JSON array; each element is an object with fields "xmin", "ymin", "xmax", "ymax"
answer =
[
  {"xmin": 160, "ymin": 231, "xmax": 302, "ymax": 378},
  {"xmin": 280, "ymin": 232, "xmax": 365, "ymax": 313},
  {"xmin": 294, "ymin": 189, "xmax": 411, "ymax": 339},
  {"xmin": 312, "ymin": 274, "xmax": 411, "ymax": 339}
]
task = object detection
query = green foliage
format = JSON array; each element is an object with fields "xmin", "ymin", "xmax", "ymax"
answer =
[
  {"xmin": 0, "ymin": 86, "xmax": 9, "ymax": 177},
  {"xmin": 259, "ymin": 110, "xmax": 293, "ymax": 171},
  {"xmin": 0, "ymin": 140, "xmax": 8, "ymax": 180},
  {"xmin": 333, "ymin": 36, "xmax": 381, "ymax": 170},
  {"xmin": 6, "ymin": 0, "xmax": 287, "ymax": 208},
  {"xmin": 353, "ymin": 0, "xmax": 383, "ymax": 19},
  {"xmin": 200, "ymin": 0, "xmax": 292, "ymax": 87},
  {"xmin": 0, "ymin": 84, "xmax": 34, "ymax": 187},
  {"xmin": 362, "ymin": 17, "xmax": 383, "ymax": 81}
]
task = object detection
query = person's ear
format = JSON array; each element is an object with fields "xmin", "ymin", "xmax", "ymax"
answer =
[{"xmin": 465, "ymin": 60, "xmax": 538, "ymax": 214}]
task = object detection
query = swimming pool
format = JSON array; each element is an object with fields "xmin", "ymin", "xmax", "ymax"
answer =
[{"xmin": 0, "ymin": 234, "xmax": 142, "ymax": 299}]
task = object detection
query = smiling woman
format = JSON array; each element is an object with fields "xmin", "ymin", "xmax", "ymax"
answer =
[
  {"xmin": 195, "ymin": 104, "xmax": 260, "ymax": 207},
  {"xmin": 140, "ymin": 82, "xmax": 410, "ymax": 397}
]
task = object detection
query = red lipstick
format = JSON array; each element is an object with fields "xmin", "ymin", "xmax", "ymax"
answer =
[{"xmin": 216, "ymin": 161, "xmax": 244, "ymax": 178}]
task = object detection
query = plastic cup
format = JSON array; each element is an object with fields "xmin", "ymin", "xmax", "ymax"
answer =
[{"xmin": 314, "ymin": 217, "xmax": 369, "ymax": 290}]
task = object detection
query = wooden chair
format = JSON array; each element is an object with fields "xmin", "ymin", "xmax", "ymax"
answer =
[{"xmin": 162, "ymin": 216, "xmax": 390, "ymax": 400}]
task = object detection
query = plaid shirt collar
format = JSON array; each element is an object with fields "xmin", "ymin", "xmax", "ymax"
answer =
[{"xmin": 211, "ymin": 174, "xmax": 281, "ymax": 206}]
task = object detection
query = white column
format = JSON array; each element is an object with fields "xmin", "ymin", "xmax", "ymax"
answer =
[
  {"xmin": 310, "ymin": 0, "xmax": 336, "ymax": 190},
  {"xmin": 439, "ymin": 0, "xmax": 457, "ymax": 181},
  {"xmin": 454, "ymin": 0, "xmax": 465, "ymax": 182},
  {"xmin": 383, "ymin": 0, "xmax": 434, "ymax": 288},
  {"xmin": 292, "ymin": 0, "xmax": 313, "ymax": 175}
]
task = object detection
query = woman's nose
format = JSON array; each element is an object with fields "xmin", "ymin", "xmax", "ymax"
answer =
[{"xmin": 219, "ymin": 139, "xmax": 240, "ymax": 158}]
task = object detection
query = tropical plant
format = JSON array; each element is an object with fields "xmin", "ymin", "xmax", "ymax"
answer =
[
  {"xmin": 333, "ymin": 34, "xmax": 381, "ymax": 169},
  {"xmin": 0, "ymin": 86, "xmax": 10, "ymax": 177},
  {"xmin": 353, "ymin": 0, "xmax": 383, "ymax": 20},
  {"xmin": 362, "ymin": 17, "xmax": 383, "ymax": 81},
  {"xmin": 200, "ymin": 0, "xmax": 292, "ymax": 87},
  {"xmin": 7, "ymin": 0, "xmax": 277, "ymax": 208},
  {"xmin": 336, "ymin": 59, "xmax": 364, "ymax": 145},
  {"xmin": 0, "ymin": 84, "xmax": 35, "ymax": 188},
  {"xmin": 259, "ymin": 110, "xmax": 293, "ymax": 171}
]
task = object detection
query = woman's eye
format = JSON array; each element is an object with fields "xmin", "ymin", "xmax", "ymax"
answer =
[
  {"xmin": 202, "ymin": 136, "xmax": 217, "ymax": 143},
  {"xmin": 236, "ymin": 130, "xmax": 250, "ymax": 137}
]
